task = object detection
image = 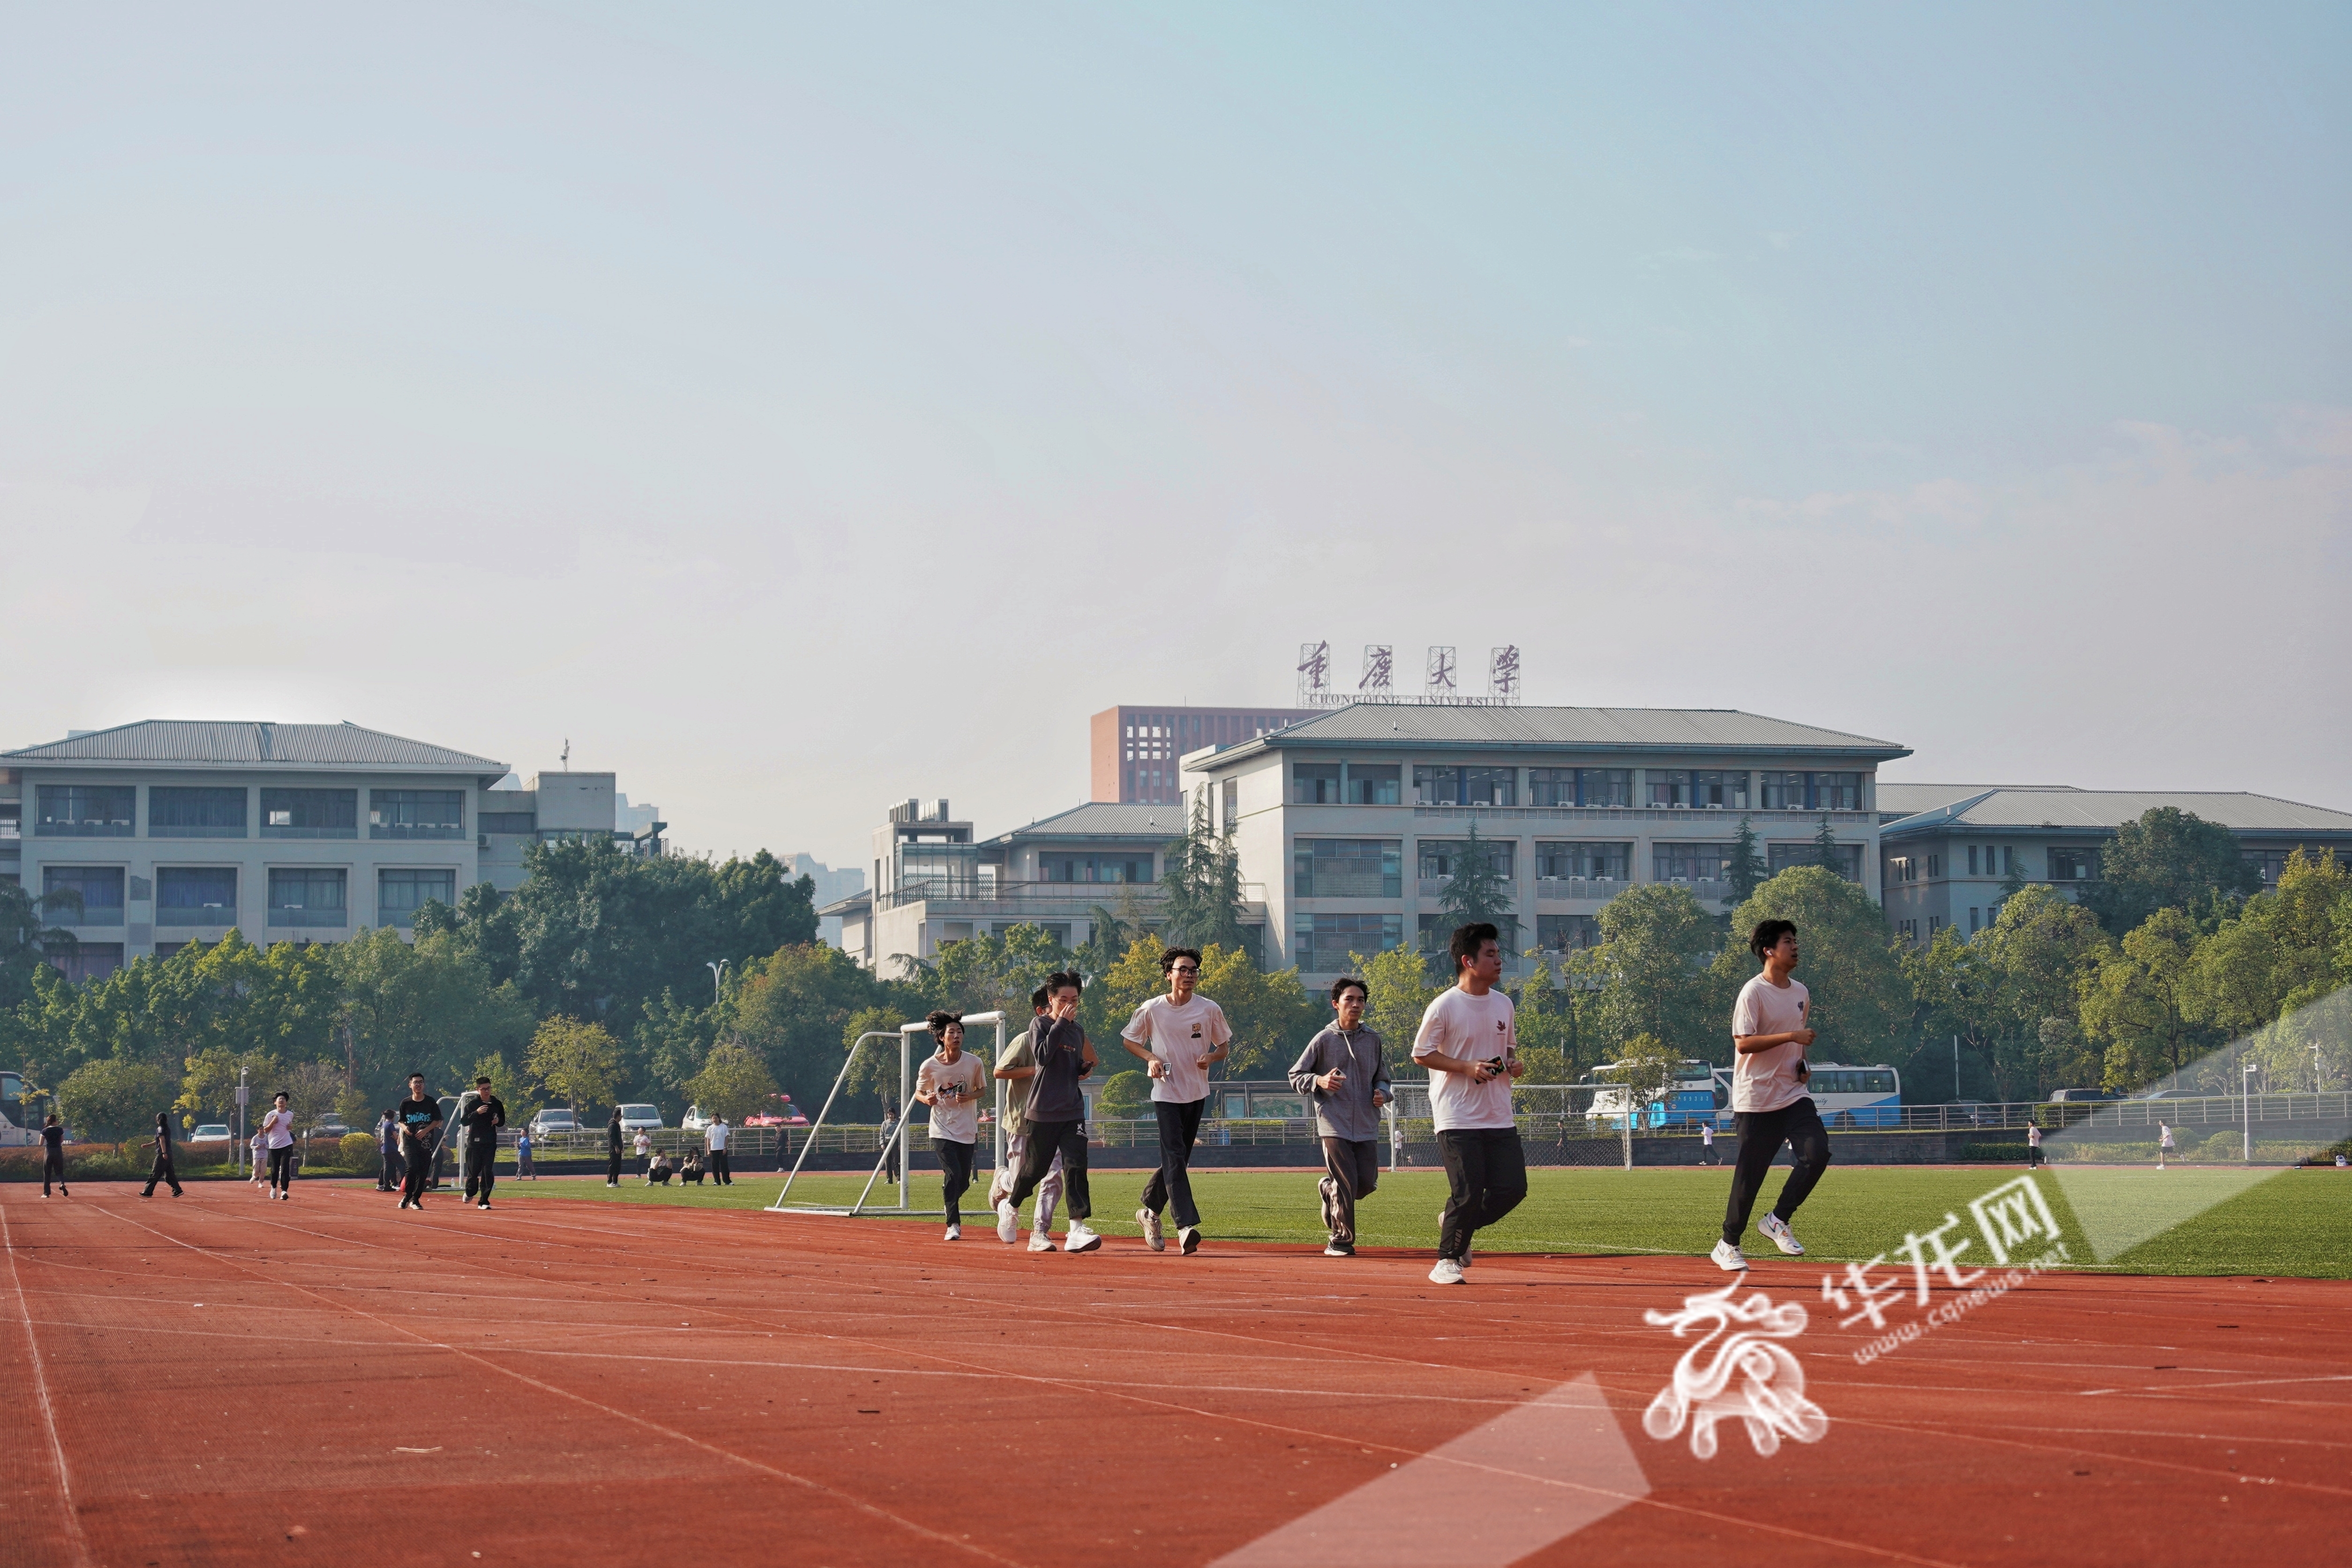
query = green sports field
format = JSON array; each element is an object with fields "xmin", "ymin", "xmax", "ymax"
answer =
[{"xmin": 473, "ymin": 1163, "xmax": 2352, "ymax": 1279}]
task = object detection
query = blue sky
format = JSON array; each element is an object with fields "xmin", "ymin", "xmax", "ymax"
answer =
[{"xmin": 3, "ymin": 3, "xmax": 2346, "ymax": 863}]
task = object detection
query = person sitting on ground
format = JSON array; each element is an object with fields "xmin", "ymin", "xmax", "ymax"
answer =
[{"xmin": 647, "ymin": 1151, "xmax": 675, "ymax": 1186}]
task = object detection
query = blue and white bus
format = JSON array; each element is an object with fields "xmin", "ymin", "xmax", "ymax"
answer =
[{"xmin": 1585, "ymin": 1061, "xmax": 1903, "ymax": 1130}]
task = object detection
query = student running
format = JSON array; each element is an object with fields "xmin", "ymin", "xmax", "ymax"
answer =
[
  {"xmin": 395, "ymin": 1073, "xmax": 443, "ymax": 1210},
  {"xmin": 261, "ymin": 1091, "xmax": 297, "ymax": 1200},
  {"xmin": 141, "ymin": 1112, "xmax": 183, "ymax": 1198},
  {"xmin": 1289, "ymin": 975, "xmax": 1392, "ymax": 1257},
  {"xmin": 914, "ymin": 1010, "xmax": 987, "ymax": 1240},
  {"xmin": 995, "ymin": 971, "xmax": 1100, "ymax": 1253},
  {"xmin": 1715, "ymin": 918, "xmax": 1832, "ymax": 1270},
  {"xmin": 40, "ymin": 1113, "xmax": 68, "ymax": 1198},
  {"xmin": 460, "ymin": 1076, "xmax": 505, "ymax": 1210},
  {"xmin": 1412, "ymin": 922, "xmax": 1527, "ymax": 1285},
  {"xmin": 1122, "ymin": 947, "xmax": 1231, "ymax": 1256},
  {"xmin": 990, "ymin": 987, "xmax": 1067, "ymax": 1250}
]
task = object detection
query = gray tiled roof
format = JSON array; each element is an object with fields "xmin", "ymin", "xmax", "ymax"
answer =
[
  {"xmin": 1885, "ymin": 789, "xmax": 2352, "ymax": 836},
  {"xmin": 988, "ymin": 803, "xmax": 1186, "ymax": 844},
  {"xmin": 1876, "ymin": 782, "xmax": 2081, "ymax": 818},
  {"xmin": 4, "ymin": 720, "xmax": 507, "ymax": 773},
  {"xmin": 1186, "ymin": 703, "xmax": 1908, "ymax": 766}
]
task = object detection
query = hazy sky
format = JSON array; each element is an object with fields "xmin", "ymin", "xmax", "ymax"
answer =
[{"xmin": 5, "ymin": 4, "xmax": 2347, "ymax": 867}]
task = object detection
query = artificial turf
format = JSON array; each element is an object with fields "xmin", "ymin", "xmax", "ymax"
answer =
[{"xmin": 454, "ymin": 1161, "xmax": 2352, "ymax": 1279}]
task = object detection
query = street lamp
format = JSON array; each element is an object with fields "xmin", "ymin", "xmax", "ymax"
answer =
[{"xmin": 707, "ymin": 959, "xmax": 729, "ymax": 1005}]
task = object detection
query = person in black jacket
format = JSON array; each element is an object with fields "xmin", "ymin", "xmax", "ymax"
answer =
[
  {"xmin": 459, "ymin": 1077, "xmax": 506, "ymax": 1210},
  {"xmin": 606, "ymin": 1106, "xmax": 625, "ymax": 1187},
  {"xmin": 141, "ymin": 1113, "xmax": 183, "ymax": 1198},
  {"xmin": 39, "ymin": 1115, "xmax": 67, "ymax": 1198}
]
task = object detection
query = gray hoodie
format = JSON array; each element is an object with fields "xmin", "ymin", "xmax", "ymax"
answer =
[{"xmin": 1288, "ymin": 1025, "xmax": 1393, "ymax": 1142}]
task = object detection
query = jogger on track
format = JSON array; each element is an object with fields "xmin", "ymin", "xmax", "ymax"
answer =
[
  {"xmin": 990, "ymin": 987, "xmax": 1067, "ymax": 1251},
  {"xmin": 460, "ymin": 1076, "xmax": 505, "ymax": 1210},
  {"xmin": 915, "ymin": 1010, "xmax": 987, "ymax": 1241},
  {"xmin": 142, "ymin": 1112, "xmax": 183, "ymax": 1198},
  {"xmin": 1715, "ymin": 918, "xmax": 1832, "ymax": 1271},
  {"xmin": 996, "ymin": 971, "xmax": 1100, "ymax": 1254},
  {"xmin": 396, "ymin": 1073, "xmax": 443, "ymax": 1210},
  {"xmin": 40, "ymin": 1114, "xmax": 68, "ymax": 1197},
  {"xmin": 1290, "ymin": 975, "xmax": 1392, "ymax": 1258},
  {"xmin": 261, "ymin": 1091, "xmax": 297, "ymax": 1201},
  {"xmin": 1412, "ymin": 922, "xmax": 1527, "ymax": 1286},
  {"xmin": 1122, "ymin": 947, "xmax": 1231, "ymax": 1257}
]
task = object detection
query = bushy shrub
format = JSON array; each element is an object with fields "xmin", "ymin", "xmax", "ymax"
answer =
[{"xmin": 339, "ymin": 1132, "xmax": 379, "ymax": 1166}]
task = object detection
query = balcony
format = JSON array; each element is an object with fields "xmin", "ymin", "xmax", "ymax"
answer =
[
  {"xmin": 36, "ymin": 818, "xmax": 134, "ymax": 838},
  {"xmin": 158, "ymin": 905, "xmax": 239, "ymax": 927},
  {"xmin": 1414, "ymin": 805, "xmax": 1874, "ymax": 828},
  {"xmin": 268, "ymin": 907, "xmax": 349, "ymax": 928},
  {"xmin": 1294, "ymin": 873, "xmax": 1401, "ymax": 899},
  {"xmin": 369, "ymin": 823, "xmax": 466, "ymax": 841},
  {"xmin": 1534, "ymin": 876, "xmax": 1627, "ymax": 901}
]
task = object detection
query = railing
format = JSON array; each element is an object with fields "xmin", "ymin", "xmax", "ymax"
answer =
[
  {"xmin": 1415, "ymin": 806, "xmax": 1873, "ymax": 826},
  {"xmin": 1294, "ymin": 874, "xmax": 1400, "ymax": 898},
  {"xmin": 34, "ymin": 820, "xmax": 135, "ymax": 837},
  {"xmin": 157, "ymin": 905, "xmax": 238, "ymax": 927},
  {"xmin": 267, "ymin": 907, "xmax": 349, "ymax": 927},
  {"xmin": 369, "ymin": 824, "xmax": 467, "ymax": 840}
]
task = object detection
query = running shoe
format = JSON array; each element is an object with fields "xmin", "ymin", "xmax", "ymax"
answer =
[
  {"xmin": 1711, "ymin": 1239, "xmax": 1748, "ymax": 1272},
  {"xmin": 1324, "ymin": 1242, "xmax": 1354, "ymax": 1258},
  {"xmin": 995, "ymin": 1200, "xmax": 1018, "ymax": 1245},
  {"xmin": 1065, "ymin": 1222, "xmax": 1103, "ymax": 1253},
  {"xmin": 477, "ymin": 1202, "xmax": 492, "ymax": 1211},
  {"xmin": 944, "ymin": 1224, "xmax": 961, "ymax": 1242},
  {"xmin": 1428, "ymin": 1258, "xmax": 1466, "ymax": 1285},
  {"xmin": 1138, "ymin": 1206, "xmax": 1165, "ymax": 1252},
  {"xmin": 1027, "ymin": 1231, "xmax": 1056, "ymax": 1253},
  {"xmin": 1758, "ymin": 1214, "xmax": 1805, "ymax": 1256},
  {"xmin": 1179, "ymin": 1226, "xmax": 1201, "ymax": 1256}
]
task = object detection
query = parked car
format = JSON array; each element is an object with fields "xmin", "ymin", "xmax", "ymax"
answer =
[
  {"xmin": 189, "ymin": 1124, "xmax": 232, "ymax": 1143},
  {"xmin": 616, "ymin": 1103, "xmax": 665, "ymax": 1133},
  {"xmin": 528, "ymin": 1108, "xmax": 579, "ymax": 1138},
  {"xmin": 306, "ymin": 1116, "xmax": 350, "ymax": 1138},
  {"xmin": 2049, "ymin": 1088, "xmax": 2117, "ymax": 1103},
  {"xmin": 743, "ymin": 1096, "xmax": 809, "ymax": 1128},
  {"xmin": 681, "ymin": 1103, "xmax": 712, "ymax": 1133}
]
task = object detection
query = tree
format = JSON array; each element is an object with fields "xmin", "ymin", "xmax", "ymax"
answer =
[
  {"xmin": 1812, "ymin": 814, "xmax": 1841, "ymax": 874},
  {"xmin": 1159, "ymin": 795, "xmax": 1248, "ymax": 954},
  {"xmin": 525, "ymin": 1017, "xmax": 623, "ymax": 1115},
  {"xmin": 2080, "ymin": 807, "xmax": 2263, "ymax": 935},
  {"xmin": 2179, "ymin": 849, "xmax": 2352, "ymax": 1089},
  {"xmin": 57, "ymin": 1058, "xmax": 175, "ymax": 1140},
  {"xmin": 917, "ymin": 923, "xmax": 1070, "ymax": 1020},
  {"xmin": 1726, "ymin": 816, "xmax": 1766, "ymax": 905},
  {"xmin": 633, "ymin": 988, "xmax": 717, "ymax": 1099},
  {"xmin": 684, "ymin": 1041, "xmax": 782, "ymax": 1122},
  {"xmin": 1081, "ymin": 935, "xmax": 1175, "ymax": 1048},
  {"xmin": 2079, "ymin": 906, "xmax": 2212, "ymax": 1091},
  {"xmin": 1577, "ymin": 884, "xmax": 1721, "ymax": 1061},
  {"xmin": 1098, "ymin": 1070, "xmax": 1152, "ymax": 1119},
  {"xmin": 1349, "ymin": 945, "xmax": 1441, "ymax": 1079},
  {"xmin": 0, "ymin": 880, "xmax": 77, "ymax": 1013},
  {"xmin": 1437, "ymin": 824, "xmax": 1515, "ymax": 944},
  {"xmin": 1976, "ymin": 886, "xmax": 2110, "ymax": 1097},
  {"xmin": 1192, "ymin": 942, "xmax": 1320, "ymax": 1080},
  {"xmin": 838, "ymin": 1005, "xmax": 906, "ymax": 1118},
  {"xmin": 730, "ymin": 942, "xmax": 890, "ymax": 1106},
  {"xmin": 1716, "ymin": 867, "xmax": 1911, "ymax": 1068},
  {"xmin": 175, "ymin": 1045, "xmax": 284, "ymax": 1133},
  {"xmin": 332, "ymin": 928, "xmax": 533, "ymax": 1110},
  {"xmin": 280, "ymin": 1058, "xmax": 347, "ymax": 1147}
]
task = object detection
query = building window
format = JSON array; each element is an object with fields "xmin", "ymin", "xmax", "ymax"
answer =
[
  {"xmin": 1647, "ymin": 770, "xmax": 1694, "ymax": 807},
  {"xmin": 1652, "ymin": 843, "xmax": 1734, "ymax": 884},
  {"xmin": 1536, "ymin": 912, "xmax": 1602, "ymax": 953},
  {"xmin": 379, "ymin": 868, "xmax": 457, "ymax": 927},
  {"xmin": 1418, "ymin": 912, "xmax": 1520, "ymax": 964},
  {"xmin": 34, "ymin": 784, "xmax": 135, "ymax": 837},
  {"xmin": 1968, "ymin": 907, "xmax": 1981, "ymax": 935},
  {"xmin": 1221, "ymin": 778, "xmax": 1238, "ymax": 829},
  {"xmin": 1291, "ymin": 764, "xmax": 1342, "ymax": 805},
  {"xmin": 1927, "ymin": 853, "xmax": 1942, "ymax": 879},
  {"xmin": 1808, "ymin": 772, "xmax": 1862, "ymax": 811},
  {"xmin": 1344, "ymin": 764, "xmax": 1400, "ymax": 805},
  {"xmin": 1968, "ymin": 845, "xmax": 1978, "ymax": 875},
  {"xmin": 260, "ymin": 789, "xmax": 357, "ymax": 839},
  {"xmin": 1412, "ymin": 766, "xmax": 1515, "ymax": 807},
  {"xmin": 1292, "ymin": 912, "xmax": 1404, "ymax": 975},
  {"xmin": 0, "ymin": 802, "xmax": 16, "ymax": 839},
  {"xmin": 1527, "ymin": 769, "xmax": 1575, "ymax": 807},
  {"xmin": 370, "ymin": 790, "xmax": 465, "ymax": 840},
  {"xmin": 1757, "ymin": 771, "xmax": 1805, "ymax": 809},
  {"xmin": 1293, "ymin": 839, "xmax": 1402, "ymax": 898},
  {"xmin": 1535, "ymin": 841, "xmax": 1630, "ymax": 881},
  {"xmin": 43, "ymin": 866, "xmax": 125, "ymax": 926},
  {"xmin": 49, "ymin": 943, "xmax": 123, "ymax": 985},
  {"xmin": 1412, "ymin": 765, "xmax": 1460, "ymax": 806},
  {"xmin": 1768, "ymin": 842, "xmax": 1862, "ymax": 882},
  {"xmin": 1576, "ymin": 769, "xmax": 1631, "ymax": 807},
  {"xmin": 156, "ymin": 867, "xmax": 237, "ymax": 926},
  {"xmin": 1038, "ymin": 852, "xmax": 1150, "ymax": 885},
  {"xmin": 267, "ymin": 867, "xmax": 349, "ymax": 927},
  {"xmin": 479, "ymin": 811, "xmax": 536, "ymax": 835},
  {"xmin": 2049, "ymin": 848, "xmax": 2099, "ymax": 882},
  {"xmin": 1418, "ymin": 838, "xmax": 1513, "ymax": 880},
  {"xmin": 149, "ymin": 786, "xmax": 247, "ymax": 838}
]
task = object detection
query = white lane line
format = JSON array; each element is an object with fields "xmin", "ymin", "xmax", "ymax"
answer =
[
  {"xmin": 1, "ymin": 1207, "xmax": 93, "ymax": 1568},
  {"xmin": 1210, "ymin": 1374, "xmax": 1647, "ymax": 1568}
]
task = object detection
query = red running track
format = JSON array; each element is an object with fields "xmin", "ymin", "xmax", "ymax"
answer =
[{"xmin": 0, "ymin": 1183, "xmax": 2343, "ymax": 1568}]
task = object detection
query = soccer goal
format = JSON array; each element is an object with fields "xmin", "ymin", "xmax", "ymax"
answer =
[{"xmin": 767, "ymin": 1010, "xmax": 1010, "ymax": 1216}]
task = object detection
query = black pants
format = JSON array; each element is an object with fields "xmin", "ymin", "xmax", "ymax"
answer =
[
  {"xmin": 1005, "ymin": 1120, "xmax": 1089, "ymax": 1221},
  {"xmin": 379, "ymin": 1149, "xmax": 403, "ymax": 1190},
  {"xmin": 607, "ymin": 1149, "xmax": 623, "ymax": 1184},
  {"xmin": 1320, "ymin": 1137, "xmax": 1379, "ymax": 1246},
  {"xmin": 1701, "ymin": 1140, "xmax": 1720, "ymax": 1166},
  {"xmin": 144, "ymin": 1153, "xmax": 182, "ymax": 1196},
  {"xmin": 1437, "ymin": 1128, "xmax": 1526, "ymax": 1262},
  {"xmin": 267, "ymin": 1146, "xmax": 295, "ymax": 1194},
  {"xmin": 41, "ymin": 1150, "xmax": 66, "ymax": 1194},
  {"xmin": 710, "ymin": 1150, "xmax": 731, "ymax": 1185},
  {"xmin": 1722, "ymin": 1097, "xmax": 1832, "ymax": 1247},
  {"xmin": 518, "ymin": 1152, "xmax": 535, "ymax": 1178},
  {"xmin": 401, "ymin": 1144, "xmax": 434, "ymax": 1204},
  {"xmin": 2027, "ymin": 1145, "xmax": 2042, "ymax": 1168},
  {"xmin": 465, "ymin": 1144, "xmax": 498, "ymax": 1203},
  {"xmin": 936, "ymin": 1139, "xmax": 975, "ymax": 1227},
  {"xmin": 1140, "ymin": 1097, "xmax": 1206, "ymax": 1229}
]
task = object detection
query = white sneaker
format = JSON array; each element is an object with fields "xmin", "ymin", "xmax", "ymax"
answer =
[
  {"xmin": 1065, "ymin": 1222, "xmax": 1103, "ymax": 1253},
  {"xmin": 1711, "ymin": 1239, "xmax": 1749, "ymax": 1272},
  {"xmin": 1757, "ymin": 1214, "xmax": 1805, "ymax": 1256},
  {"xmin": 944, "ymin": 1224, "xmax": 961, "ymax": 1241},
  {"xmin": 1138, "ymin": 1206, "xmax": 1165, "ymax": 1252},
  {"xmin": 1027, "ymin": 1230, "xmax": 1056, "ymax": 1253},
  {"xmin": 995, "ymin": 1201, "xmax": 1018, "ymax": 1245},
  {"xmin": 1428, "ymin": 1257, "xmax": 1467, "ymax": 1285},
  {"xmin": 1179, "ymin": 1226, "xmax": 1201, "ymax": 1256}
]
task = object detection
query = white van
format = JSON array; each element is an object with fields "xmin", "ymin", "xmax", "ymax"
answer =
[{"xmin": 616, "ymin": 1103, "xmax": 665, "ymax": 1133}]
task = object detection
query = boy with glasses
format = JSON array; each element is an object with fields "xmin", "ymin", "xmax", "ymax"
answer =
[{"xmin": 1121, "ymin": 947, "xmax": 1231, "ymax": 1256}]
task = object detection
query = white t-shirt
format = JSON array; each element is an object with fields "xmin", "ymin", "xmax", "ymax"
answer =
[
  {"xmin": 705, "ymin": 1121, "xmax": 728, "ymax": 1152},
  {"xmin": 1730, "ymin": 974, "xmax": 1811, "ymax": 1114},
  {"xmin": 633, "ymin": 1132, "xmax": 650, "ymax": 1155},
  {"xmin": 263, "ymin": 1108, "xmax": 295, "ymax": 1149},
  {"xmin": 2159, "ymin": 1125, "xmax": 2174, "ymax": 1149},
  {"xmin": 1411, "ymin": 986, "xmax": 1518, "ymax": 1133},
  {"xmin": 917, "ymin": 1051, "xmax": 988, "ymax": 1145},
  {"xmin": 1122, "ymin": 994, "xmax": 1233, "ymax": 1105}
]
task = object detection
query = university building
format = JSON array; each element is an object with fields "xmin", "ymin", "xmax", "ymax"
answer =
[
  {"xmin": 1091, "ymin": 705, "xmax": 1315, "ymax": 805},
  {"xmin": 0, "ymin": 721, "xmax": 664, "ymax": 982},
  {"xmin": 1178, "ymin": 704, "xmax": 1908, "ymax": 983}
]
